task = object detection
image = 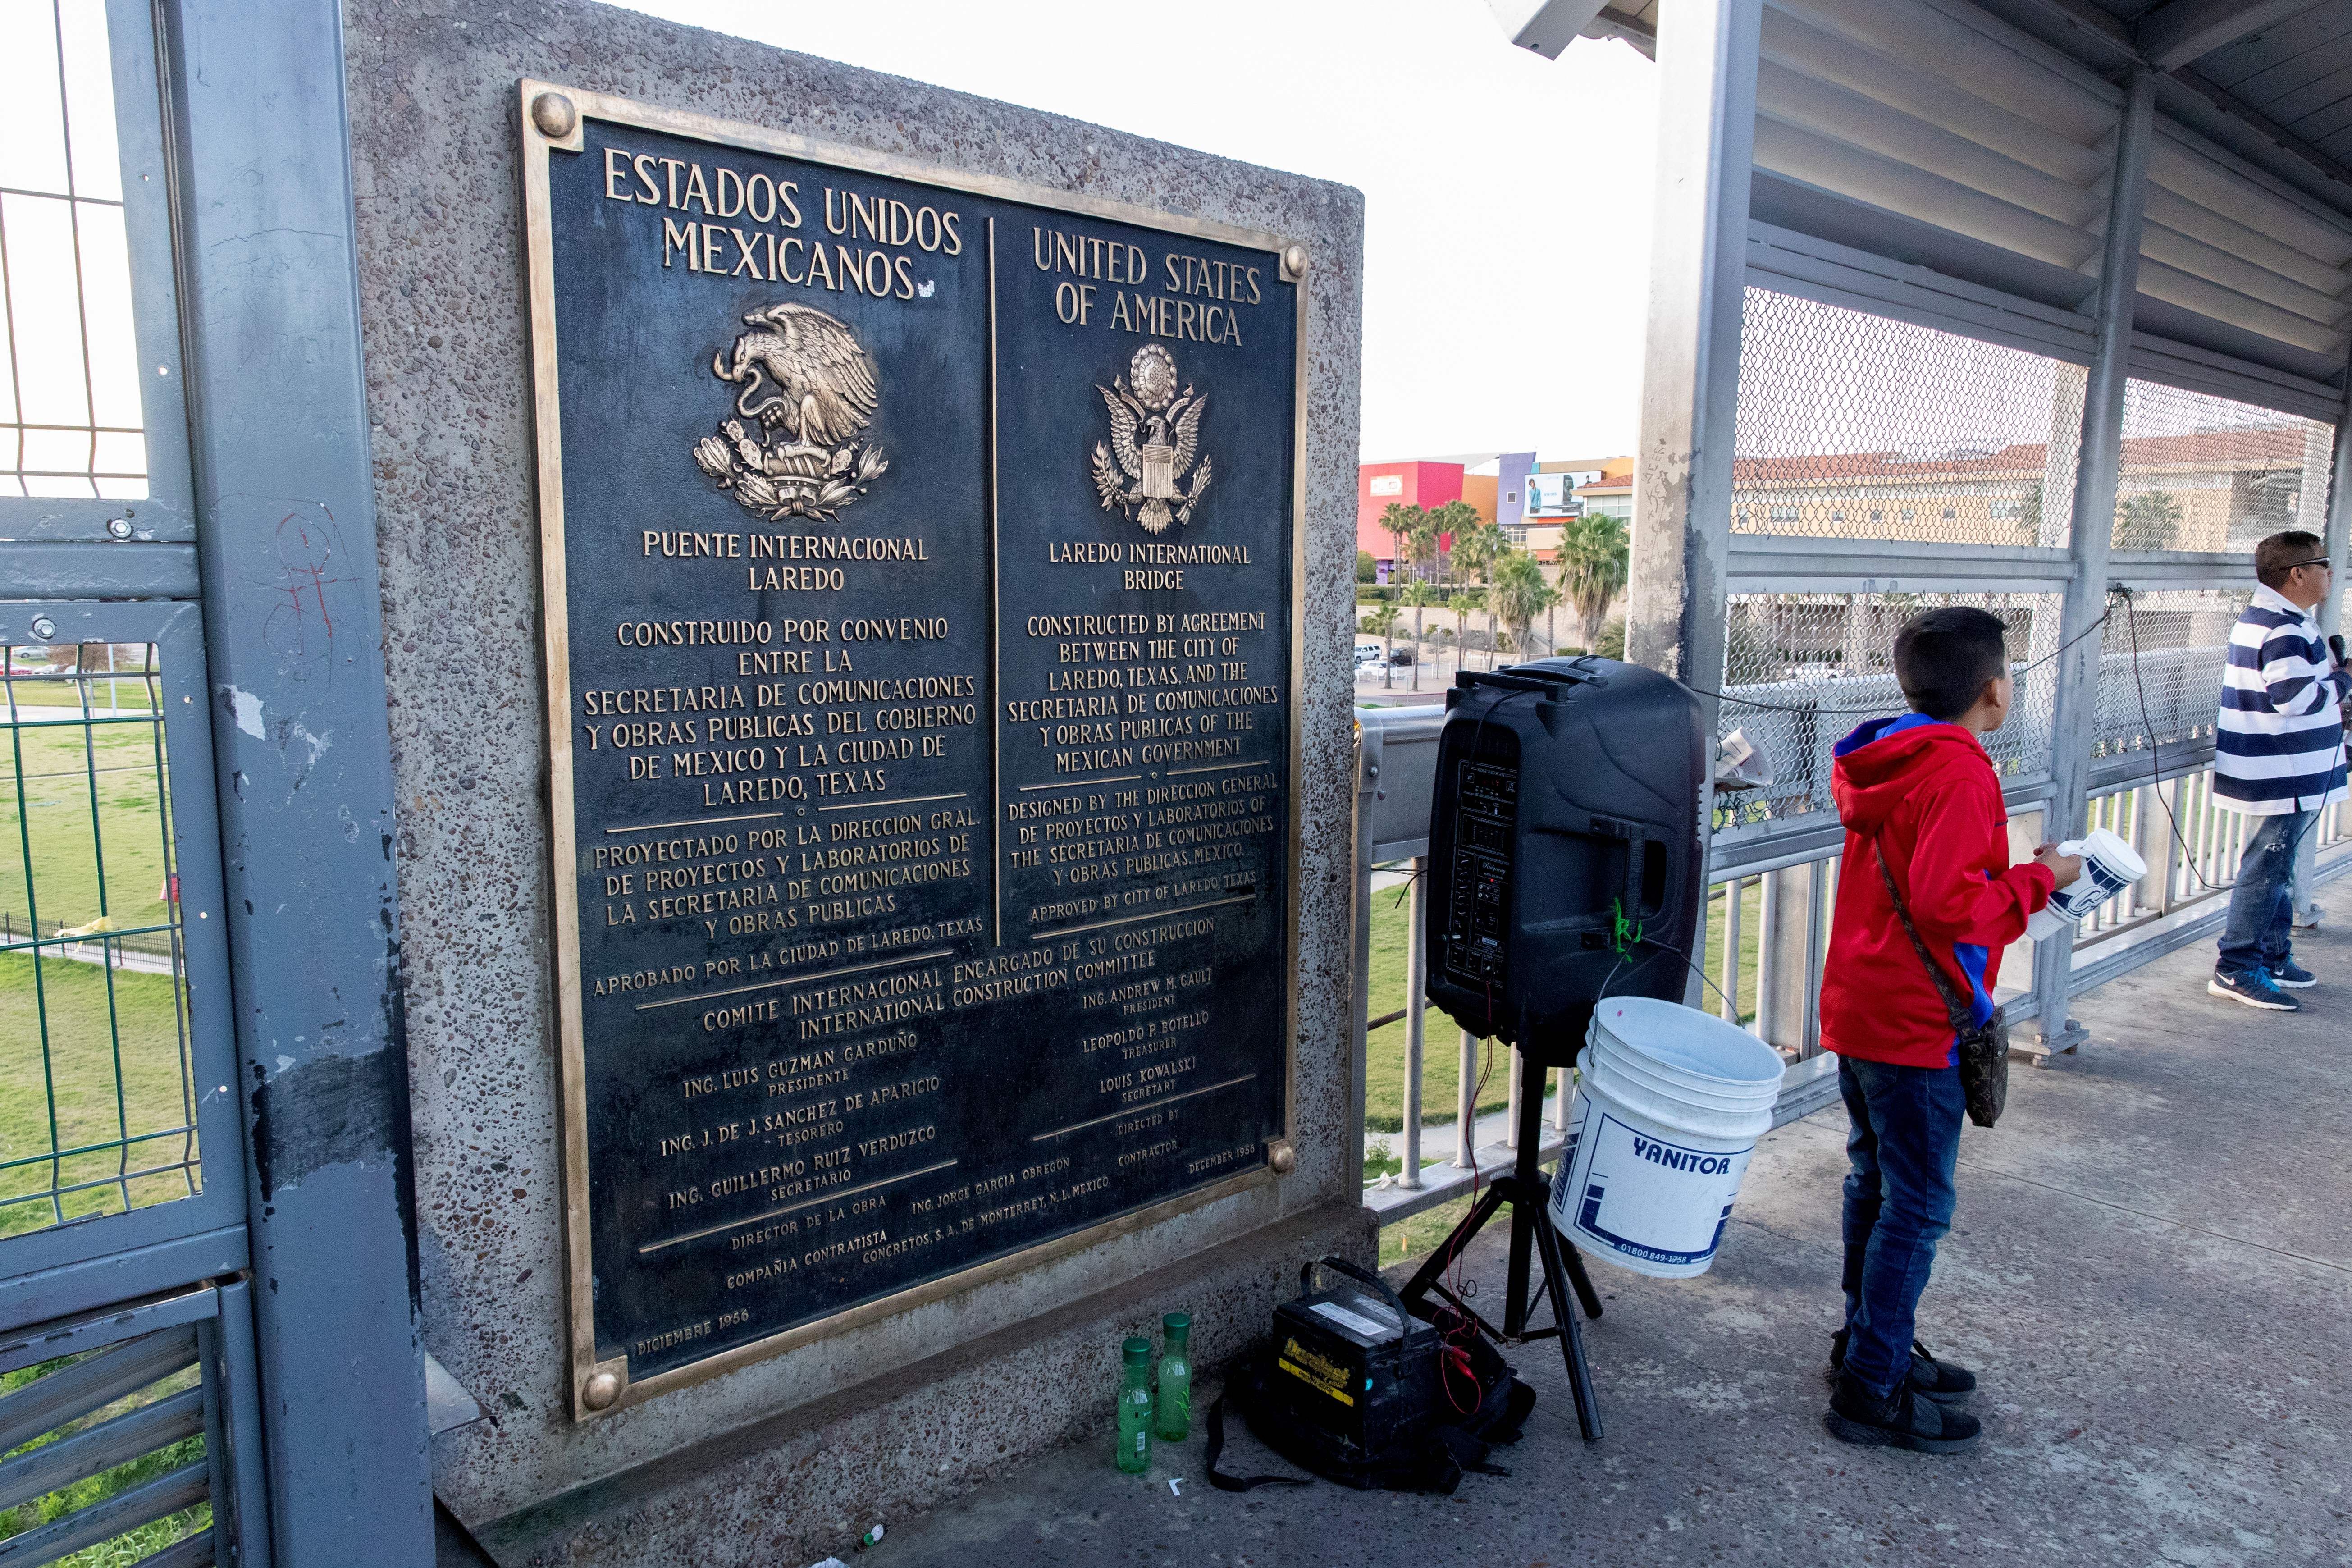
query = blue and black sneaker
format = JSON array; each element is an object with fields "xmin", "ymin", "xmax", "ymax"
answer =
[
  {"xmin": 2272, "ymin": 959, "xmax": 2317, "ymax": 989},
  {"xmin": 2208, "ymin": 969, "xmax": 2299, "ymax": 1011}
]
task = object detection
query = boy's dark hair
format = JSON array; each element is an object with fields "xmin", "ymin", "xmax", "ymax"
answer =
[
  {"xmin": 2255, "ymin": 530, "xmax": 2325, "ymax": 589},
  {"xmin": 1893, "ymin": 607, "xmax": 2010, "ymax": 722}
]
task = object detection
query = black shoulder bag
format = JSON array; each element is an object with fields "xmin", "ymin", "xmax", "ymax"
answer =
[{"xmin": 1872, "ymin": 844, "xmax": 2008, "ymax": 1128}]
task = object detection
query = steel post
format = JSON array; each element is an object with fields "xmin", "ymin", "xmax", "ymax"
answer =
[
  {"xmin": 1399, "ymin": 857, "xmax": 1427, "ymax": 1188},
  {"xmin": 1454, "ymin": 1029, "xmax": 1478, "ymax": 1168},
  {"xmin": 2321, "ymin": 345, "xmax": 2352, "ymax": 639},
  {"xmin": 2032, "ymin": 69, "xmax": 2156, "ymax": 1056},
  {"xmin": 1351, "ymin": 722, "xmax": 1379, "ymax": 1191},
  {"xmin": 1720, "ymin": 876, "xmax": 1743, "ymax": 1024},
  {"xmin": 1627, "ymin": 0, "xmax": 1759, "ymax": 933},
  {"xmin": 1506, "ymin": 1047, "xmax": 1522, "ymax": 1150},
  {"xmin": 160, "ymin": 1, "xmax": 434, "ymax": 1559}
]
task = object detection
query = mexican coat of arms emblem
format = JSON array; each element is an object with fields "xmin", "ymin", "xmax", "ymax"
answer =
[
  {"xmin": 1090, "ymin": 343, "xmax": 1211, "ymax": 535},
  {"xmin": 693, "ymin": 302, "xmax": 889, "ymax": 521}
]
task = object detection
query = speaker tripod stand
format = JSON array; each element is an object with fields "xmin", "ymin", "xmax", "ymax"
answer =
[{"xmin": 1397, "ymin": 1046, "xmax": 1605, "ymax": 1440}]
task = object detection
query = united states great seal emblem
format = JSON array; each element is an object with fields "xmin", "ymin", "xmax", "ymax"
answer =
[
  {"xmin": 692, "ymin": 302, "xmax": 889, "ymax": 521},
  {"xmin": 1090, "ymin": 343, "xmax": 1211, "ymax": 535}
]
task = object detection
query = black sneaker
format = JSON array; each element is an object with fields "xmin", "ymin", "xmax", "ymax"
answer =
[
  {"xmin": 1825, "ymin": 1372, "xmax": 1982, "ymax": 1453},
  {"xmin": 1829, "ymin": 1330, "xmax": 1978, "ymax": 1404},
  {"xmin": 2208, "ymin": 970, "xmax": 2299, "ymax": 1011},
  {"xmin": 2272, "ymin": 959, "xmax": 2317, "ymax": 989}
]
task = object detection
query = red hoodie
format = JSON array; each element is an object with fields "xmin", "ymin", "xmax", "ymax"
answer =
[{"xmin": 1821, "ymin": 714, "xmax": 2056, "ymax": 1069}]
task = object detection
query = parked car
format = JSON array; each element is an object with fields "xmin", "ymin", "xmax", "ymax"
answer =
[
  {"xmin": 1388, "ymin": 648, "xmax": 1416, "ymax": 667},
  {"xmin": 1354, "ymin": 643, "xmax": 1384, "ymax": 667}
]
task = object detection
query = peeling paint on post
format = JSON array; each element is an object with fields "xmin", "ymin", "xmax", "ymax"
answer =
[
  {"xmin": 1629, "ymin": 0, "xmax": 1758, "ymax": 1003},
  {"xmin": 164, "ymin": 0, "xmax": 435, "ymax": 1560}
]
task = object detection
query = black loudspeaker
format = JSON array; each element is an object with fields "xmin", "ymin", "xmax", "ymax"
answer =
[{"xmin": 1423, "ymin": 658, "xmax": 1706, "ymax": 1067}]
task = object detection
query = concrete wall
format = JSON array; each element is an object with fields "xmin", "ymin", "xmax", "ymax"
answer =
[{"xmin": 341, "ymin": 2, "xmax": 1368, "ymax": 1561}]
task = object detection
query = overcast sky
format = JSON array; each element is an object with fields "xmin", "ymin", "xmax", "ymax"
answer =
[{"xmin": 622, "ymin": 0, "xmax": 1660, "ymax": 462}]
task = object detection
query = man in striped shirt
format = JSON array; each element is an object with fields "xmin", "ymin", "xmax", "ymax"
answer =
[{"xmin": 2209, "ymin": 530, "xmax": 2350, "ymax": 1011}]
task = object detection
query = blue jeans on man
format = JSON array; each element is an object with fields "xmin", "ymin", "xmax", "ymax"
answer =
[
  {"xmin": 2216, "ymin": 809, "xmax": 2310, "ymax": 977},
  {"xmin": 1839, "ymin": 1055, "xmax": 1964, "ymax": 1399}
]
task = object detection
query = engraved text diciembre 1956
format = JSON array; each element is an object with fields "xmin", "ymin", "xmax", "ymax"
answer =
[{"xmin": 525, "ymin": 89, "xmax": 1303, "ymax": 1406}]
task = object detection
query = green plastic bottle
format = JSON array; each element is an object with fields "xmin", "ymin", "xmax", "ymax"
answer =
[
  {"xmin": 1115, "ymin": 1336, "xmax": 1154, "ymax": 1473},
  {"xmin": 1155, "ymin": 1312, "xmax": 1192, "ymax": 1441}
]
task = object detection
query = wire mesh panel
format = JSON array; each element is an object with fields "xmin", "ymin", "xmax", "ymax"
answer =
[
  {"xmin": 1715, "ymin": 591, "xmax": 2060, "ymax": 832},
  {"xmin": 1732, "ymin": 289, "xmax": 2086, "ymax": 546},
  {"xmin": 0, "ymin": 0, "xmax": 148, "ymax": 502},
  {"xmin": 2114, "ymin": 380, "xmax": 2333, "ymax": 552},
  {"xmin": 2093, "ymin": 587, "xmax": 2249, "ymax": 764},
  {"xmin": 0, "ymin": 643, "xmax": 198, "ymax": 1239}
]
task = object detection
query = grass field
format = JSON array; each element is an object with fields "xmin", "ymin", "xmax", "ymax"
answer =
[
  {"xmin": 0, "ymin": 700, "xmax": 177, "ymax": 955},
  {"xmin": 0, "ymin": 952, "xmax": 199, "ymax": 1237},
  {"xmin": 1365, "ymin": 877, "xmax": 1767, "ymax": 1265},
  {"xmin": 0, "ymin": 663, "xmax": 199, "ymax": 1238},
  {"xmin": 1361, "ymin": 873, "xmax": 1763, "ymax": 1136}
]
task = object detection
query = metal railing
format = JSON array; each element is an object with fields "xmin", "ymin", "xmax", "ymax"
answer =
[
  {"xmin": 0, "ymin": 1279, "xmax": 266, "ymax": 1567},
  {"xmin": 1353, "ymin": 703, "xmax": 2352, "ymax": 1238}
]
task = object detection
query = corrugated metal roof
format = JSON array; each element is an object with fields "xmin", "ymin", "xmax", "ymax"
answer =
[
  {"xmin": 1562, "ymin": 0, "xmax": 2352, "ymax": 394},
  {"xmin": 2191, "ymin": 1, "xmax": 2352, "ymax": 165}
]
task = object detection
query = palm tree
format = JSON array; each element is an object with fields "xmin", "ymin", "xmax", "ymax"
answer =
[
  {"xmin": 1366, "ymin": 600, "xmax": 1401, "ymax": 690},
  {"xmin": 1453, "ymin": 588, "xmax": 1488, "ymax": 669},
  {"xmin": 1448, "ymin": 520, "xmax": 1510, "ymax": 668},
  {"xmin": 1491, "ymin": 554, "xmax": 1558, "ymax": 666},
  {"xmin": 2115, "ymin": 489, "xmax": 2184, "ymax": 551},
  {"xmin": 1399, "ymin": 579, "xmax": 1434, "ymax": 692},
  {"xmin": 1378, "ymin": 501, "xmax": 1424, "ymax": 584},
  {"xmin": 1405, "ymin": 505, "xmax": 1441, "ymax": 584},
  {"xmin": 1425, "ymin": 499, "xmax": 1481, "ymax": 589},
  {"xmin": 1557, "ymin": 512, "xmax": 1630, "ymax": 654}
]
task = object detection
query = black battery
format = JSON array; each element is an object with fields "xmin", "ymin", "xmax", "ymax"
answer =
[{"xmin": 1264, "ymin": 1259, "xmax": 1442, "ymax": 1454}]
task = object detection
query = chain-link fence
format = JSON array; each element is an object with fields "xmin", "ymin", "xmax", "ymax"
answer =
[
  {"xmin": 2114, "ymin": 379, "xmax": 2333, "ymax": 552},
  {"xmin": 1, "ymin": 643, "xmax": 199, "ymax": 1237},
  {"xmin": 1714, "ymin": 590, "xmax": 2061, "ymax": 831},
  {"xmin": 1732, "ymin": 289, "xmax": 2085, "ymax": 546},
  {"xmin": 2092, "ymin": 587, "xmax": 2248, "ymax": 761}
]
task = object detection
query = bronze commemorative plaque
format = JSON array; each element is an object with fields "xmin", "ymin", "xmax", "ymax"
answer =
[{"xmin": 518, "ymin": 83, "xmax": 1306, "ymax": 1415}]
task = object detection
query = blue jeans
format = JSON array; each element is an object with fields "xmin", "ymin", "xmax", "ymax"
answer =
[
  {"xmin": 1839, "ymin": 1056, "xmax": 1964, "ymax": 1400},
  {"xmin": 2216, "ymin": 810, "xmax": 2309, "ymax": 978}
]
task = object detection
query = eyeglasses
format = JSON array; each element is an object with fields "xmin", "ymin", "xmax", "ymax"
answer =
[{"xmin": 2286, "ymin": 558, "xmax": 2334, "ymax": 571}]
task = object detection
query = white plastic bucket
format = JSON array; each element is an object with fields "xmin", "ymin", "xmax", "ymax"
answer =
[
  {"xmin": 2025, "ymin": 827, "xmax": 2148, "ymax": 942},
  {"xmin": 1547, "ymin": 998, "xmax": 1786, "ymax": 1279}
]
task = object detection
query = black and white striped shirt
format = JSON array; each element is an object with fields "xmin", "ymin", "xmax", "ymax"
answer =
[{"xmin": 2215, "ymin": 584, "xmax": 2349, "ymax": 816}]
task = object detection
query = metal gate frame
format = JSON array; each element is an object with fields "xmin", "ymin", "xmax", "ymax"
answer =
[{"xmin": 1, "ymin": 0, "xmax": 434, "ymax": 1563}]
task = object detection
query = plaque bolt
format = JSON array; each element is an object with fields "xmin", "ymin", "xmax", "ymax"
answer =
[
  {"xmin": 531, "ymin": 92, "xmax": 578, "ymax": 141},
  {"xmin": 581, "ymin": 1369, "xmax": 622, "ymax": 1411},
  {"xmin": 1268, "ymin": 1144, "xmax": 1296, "ymax": 1174},
  {"xmin": 1281, "ymin": 244, "xmax": 1308, "ymax": 280},
  {"xmin": 30, "ymin": 616, "xmax": 57, "ymax": 641}
]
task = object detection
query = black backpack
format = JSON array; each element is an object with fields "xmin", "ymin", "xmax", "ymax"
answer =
[{"xmin": 1205, "ymin": 1260, "xmax": 1537, "ymax": 1496}]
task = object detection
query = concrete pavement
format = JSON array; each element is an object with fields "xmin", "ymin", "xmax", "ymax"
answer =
[{"xmin": 870, "ymin": 901, "xmax": 2352, "ymax": 1568}]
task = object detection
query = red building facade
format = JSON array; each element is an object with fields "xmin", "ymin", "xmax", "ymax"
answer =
[{"xmin": 1357, "ymin": 460, "xmax": 1465, "ymax": 576}]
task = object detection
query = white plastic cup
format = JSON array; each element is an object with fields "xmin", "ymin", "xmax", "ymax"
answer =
[{"xmin": 2025, "ymin": 826, "xmax": 2148, "ymax": 942}]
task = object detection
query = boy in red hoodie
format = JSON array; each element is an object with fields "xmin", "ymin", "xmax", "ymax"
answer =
[{"xmin": 1820, "ymin": 607, "xmax": 2079, "ymax": 1453}]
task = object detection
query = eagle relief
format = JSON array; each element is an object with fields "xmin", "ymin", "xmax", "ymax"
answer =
[
  {"xmin": 693, "ymin": 302, "xmax": 890, "ymax": 521},
  {"xmin": 1090, "ymin": 343, "xmax": 1211, "ymax": 535}
]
